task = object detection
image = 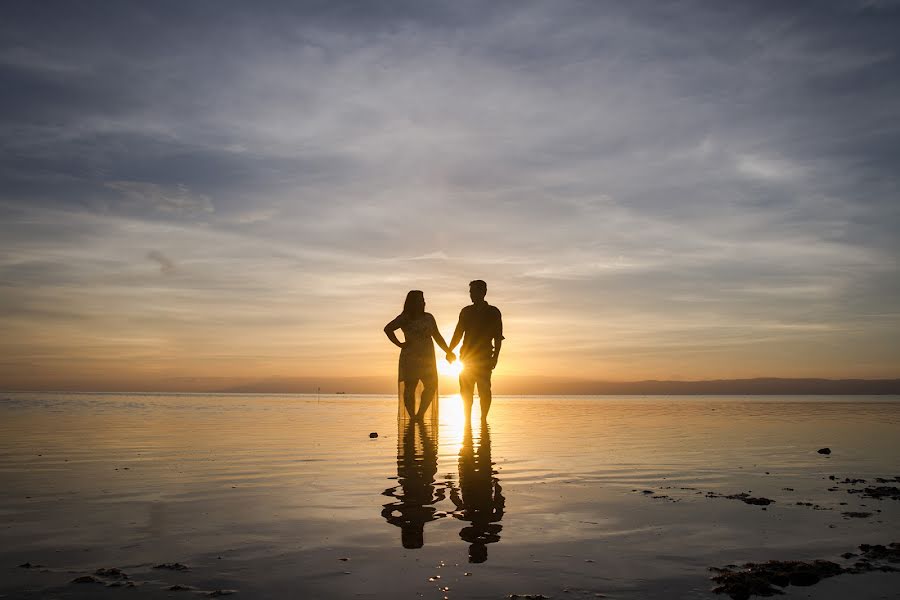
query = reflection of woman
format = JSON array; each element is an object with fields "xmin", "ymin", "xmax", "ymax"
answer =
[
  {"xmin": 381, "ymin": 418, "xmax": 444, "ymax": 549},
  {"xmin": 384, "ymin": 290, "xmax": 454, "ymax": 419}
]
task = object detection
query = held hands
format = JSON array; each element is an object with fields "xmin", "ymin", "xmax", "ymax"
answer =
[{"xmin": 445, "ymin": 351, "xmax": 457, "ymax": 363}]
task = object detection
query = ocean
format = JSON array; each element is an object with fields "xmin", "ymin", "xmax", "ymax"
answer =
[{"xmin": 1, "ymin": 393, "xmax": 898, "ymax": 599}]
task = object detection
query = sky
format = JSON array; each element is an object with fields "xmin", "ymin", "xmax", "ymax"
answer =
[{"xmin": 1, "ymin": 1, "xmax": 899, "ymax": 393}]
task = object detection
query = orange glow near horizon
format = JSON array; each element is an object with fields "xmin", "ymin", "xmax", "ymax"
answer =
[{"xmin": 1, "ymin": 288, "xmax": 899, "ymax": 393}]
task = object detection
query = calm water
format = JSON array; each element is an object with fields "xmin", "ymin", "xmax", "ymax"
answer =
[{"xmin": 1, "ymin": 393, "xmax": 899, "ymax": 599}]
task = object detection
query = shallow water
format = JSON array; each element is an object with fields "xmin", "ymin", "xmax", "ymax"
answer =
[{"xmin": 1, "ymin": 393, "xmax": 899, "ymax": 599}]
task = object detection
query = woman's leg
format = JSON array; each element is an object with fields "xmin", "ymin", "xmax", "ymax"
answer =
[
  {"xmin": 402, "ymin": 378, "xmax": 418, "ymax": 417},
  {"xmin": 417, "ymin": 375, "xmax": 437, "ymax": 418}
]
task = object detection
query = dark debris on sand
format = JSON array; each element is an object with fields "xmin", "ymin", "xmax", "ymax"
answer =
[
  {"xmin": 508, "ymin": 595, "xmax": 550, "ymax": 599},
  {"xmin": 70, "ymin": 567, "xmax": 136, "ymax": 587},
  {"xmin": 855, "ymin": 543, "xmax": 900, "ymax": 567},
  {"xmin": 95, "ymin": 567, "xmax": 129, "ymax": 580},
  {"xmin": 706, "ymin": 492, "xmax": 775, "ymax": 506},
  {"xmin": 711, "ymin": 560, "xmax": 843, "ymax": 599},
  {"xmin": 710, "ymin": 542, "xmax": 900, "ymax": 599},
  {"xmin": 826, "ymin": 475, "xmax": 900, "ymax": 501},
  {"xmin": 154, "ymin": 562, "xmax": 190, "ymax": 571},
  {"xmin": 849, "ymin": 486, "xmax": 900, "ymax": 501}
]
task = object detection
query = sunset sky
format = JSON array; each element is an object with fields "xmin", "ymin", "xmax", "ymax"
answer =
[{"xmin": 2, "ymin": 1, "xmax": 899, "ymax": 392}]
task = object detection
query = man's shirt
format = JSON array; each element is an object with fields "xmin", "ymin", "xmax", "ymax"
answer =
[{"xmin": 459, "ymin": 303, "xmax": 503, "ymax": 365}]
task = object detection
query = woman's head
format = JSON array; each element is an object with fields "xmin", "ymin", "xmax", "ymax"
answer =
[{"xmin": 403, "ymin": 290, "xmax": 426, "ymax": 316}]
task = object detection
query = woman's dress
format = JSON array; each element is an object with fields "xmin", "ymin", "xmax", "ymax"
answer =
[{"xmin": 397, "ymin": 314, "xmax": 439, "ymax": 423}]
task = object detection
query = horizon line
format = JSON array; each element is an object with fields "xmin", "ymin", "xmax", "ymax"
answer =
[{"xmin": 3, "ymin": 376, "xmax": 900, "ymax": 396}]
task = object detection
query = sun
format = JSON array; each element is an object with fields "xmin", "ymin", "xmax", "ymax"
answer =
[{"xmin": 438, "ymin": 357, "xmax": 463, "ymax": 377}]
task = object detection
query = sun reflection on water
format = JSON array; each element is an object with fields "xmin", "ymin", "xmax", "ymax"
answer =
[{"xmin": 440, "ymin": 393, "xmax": 466, "ymax": 452}]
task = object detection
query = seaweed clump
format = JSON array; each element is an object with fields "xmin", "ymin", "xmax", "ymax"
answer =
[
  {"xmin": 849, "ymin": 543, "xmax": 900, "ymax": 572},
  {"xmin": 706, "ymin": 491, "xmax": 775, "ymax": 506},
  {"xmin": 711, "ymin": 543, "xmax": 900, "ymax": 599},
  {"xmin": 710, "ymin": 560, "xmax": 843, "ymax": 599}
]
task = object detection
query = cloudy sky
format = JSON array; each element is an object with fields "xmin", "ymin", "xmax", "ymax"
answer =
[{"xmin": 1, "ymin": 1, "xmax": 899, "ymax": 392}]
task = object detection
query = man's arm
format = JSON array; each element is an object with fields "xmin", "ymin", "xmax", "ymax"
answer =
[
  {"xmin": 448, "ymin": 308, "xmax": 466, "ymax": 351},
  {"xmin": 490, "ymin": 308, "xmax": 504, "ymax": 369}
]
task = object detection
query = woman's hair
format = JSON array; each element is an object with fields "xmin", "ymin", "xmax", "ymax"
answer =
[{"xmin": 402, "ymin": 290, "xmax": 425, "ymax": 317}]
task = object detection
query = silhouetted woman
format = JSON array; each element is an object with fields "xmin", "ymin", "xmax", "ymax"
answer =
[{"xmin": 384, "ymin": 290, "xmax": 454, "ymax": 419}]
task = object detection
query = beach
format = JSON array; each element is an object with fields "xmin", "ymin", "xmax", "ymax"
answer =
[{"xmin": 1, "ymin": 393, "xmax": 898, "ymax": 599}]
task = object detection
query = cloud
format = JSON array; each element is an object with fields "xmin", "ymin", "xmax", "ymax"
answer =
[
  {"xmin": 146, "ymin": 250, "xmax": 175, "ymax": 275},
  {"xmin": 106, "ymin": 181, "xmax": 214, "ymax": 216},
  {"xmin": 736, "ymin": 154, "xmax": 803, "ymax": 181},
  {"xmin": 1, "ymin": 2, "xmax": 899, "ymax": 387}
]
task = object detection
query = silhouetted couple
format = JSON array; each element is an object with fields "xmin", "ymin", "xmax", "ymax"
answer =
[{"xmin": 384, "ymin": 280, "xmax": 504, "ymax": 421}]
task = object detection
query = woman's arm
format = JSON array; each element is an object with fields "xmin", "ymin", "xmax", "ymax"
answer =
[
  {"xmin": 384, "ymin": 315, "xmax": 405, "ymax": 349},
  {"xmin": 429, "ymin": 314, "xmax": 452, "ymax": 354}
]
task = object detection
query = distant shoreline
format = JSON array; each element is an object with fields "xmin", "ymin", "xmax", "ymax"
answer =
[{"xmin": 3, "ymin": 377, "xmax": 900, "ymax": 396}]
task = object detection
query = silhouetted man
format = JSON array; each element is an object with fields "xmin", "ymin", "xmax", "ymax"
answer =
[{"xmin": 448, "ymin": 280, "xmax": 503, "ymax": 421}]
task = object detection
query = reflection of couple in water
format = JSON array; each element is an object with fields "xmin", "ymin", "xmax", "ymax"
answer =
[
  {"xmin": 383, "ymin": 279, "xmax": 504, "ymax": 421},
  {"xmin": 381, "ymin": 415, "xmax": 505, "ymax": 560},
  {"xmin": 382, "ymin": 280, "xmax": 506, "ymax": 559}
]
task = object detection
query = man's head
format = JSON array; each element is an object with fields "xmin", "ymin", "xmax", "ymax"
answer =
[{"xmin": 469, "ymin": 279, "xmax": 487, "ymax": 303}]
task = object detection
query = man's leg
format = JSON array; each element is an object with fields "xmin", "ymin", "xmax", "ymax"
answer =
[
  {"xmin": 459, "ymin": 369, "xmax": 476, "ymax": 421},
  {"xmin": 476, "ymin": 370, "xmax": 492, "ymax": 420}
]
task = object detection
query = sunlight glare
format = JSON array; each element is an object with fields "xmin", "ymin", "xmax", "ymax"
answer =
[{"xmin": 438, "ymin": 357, "xmax": 464, "ymax": 377}]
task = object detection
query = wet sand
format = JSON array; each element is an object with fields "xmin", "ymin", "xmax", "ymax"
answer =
[{"xmin": 1, "ymin": 393, "xmax": 898, "ymax": 599}]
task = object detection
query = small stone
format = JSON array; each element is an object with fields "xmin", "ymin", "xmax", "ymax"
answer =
[
  {"xmin": 369, "ymin": 432, "xmax": 378, "ymax": 438},
  {"xmin": 818, "ymin": 447, "xmax": 832, "ymax": 455}
]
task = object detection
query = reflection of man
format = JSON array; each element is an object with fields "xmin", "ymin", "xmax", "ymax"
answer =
[
  {"xmin": 450, "ymin": 423, "xmax": 504, "ymax": 563},
  {"xmin": 448, "ymin": 280, "xmax": 503, "ymax": 421}
]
